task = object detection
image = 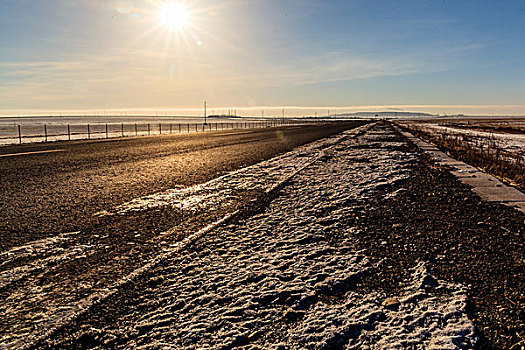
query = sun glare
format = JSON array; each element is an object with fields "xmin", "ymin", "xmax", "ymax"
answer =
[{"xmin": 159, "ymin": 1, "xmax": 189, "ymax": 31}]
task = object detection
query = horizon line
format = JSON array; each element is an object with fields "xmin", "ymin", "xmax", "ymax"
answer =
[{"xmin": 2, "ymin": 105, "xmax": 525, "ymax": 118}]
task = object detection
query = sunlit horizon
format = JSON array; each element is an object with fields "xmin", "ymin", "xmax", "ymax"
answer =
[{"xmin": 3, "ymin": 105, "xmax": 525, "ymax": 118}]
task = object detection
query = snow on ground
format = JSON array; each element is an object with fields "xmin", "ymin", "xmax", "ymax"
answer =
[
  {"xmin": 0, "ymin": 231, "xmax": 89, "ymax": 289},
  {"xmin": 95, "ymin": 124, "xmax": 366, "ymax": 217},
  {"xmin": 0, "ymin": 117, "xmax": 272, "ymax": 145},
  {"xmin": 59, "ymin": 123, "xmax": 477, "ymax": 349},
  {"xmin": 408, "ymin": 123, "xmax": 525, "ymax": 163},
  {"xmin": 288, "ymin": 262, "xmax": 475, "ymax": 350}
]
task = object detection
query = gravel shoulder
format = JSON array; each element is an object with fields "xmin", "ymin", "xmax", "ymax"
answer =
[{"xmin": 348, "ymin": 130, "xmax": 525, "ymax": 349}]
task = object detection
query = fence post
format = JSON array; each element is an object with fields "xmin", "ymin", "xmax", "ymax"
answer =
[
  {"xmin": 135, "ymin": 123, "xmax": 138, "ymax": 136},
  {"xmin": 105, "ymin": 124, "xmax": 108, "ymax": 138},
  {"xmin": 18, "ymin": 125, "xmax": 21, "ymax": 144},
  {"xmin": 170, "ymin": 123, "xmax": 172, "ymax": 134},
  {"xmin": 148, "ymin": 123, "xmax": 151, "ymax": 135},
  {"xmin": 88, "ymin": 124, "xmax": 91, "ymax": 139},
  {"xmin": 44, "ymin": 124, "xmax": 48, "ymax": 142},
  {"xmin": 121, "ymin": 123, "xmax": 124, "ymax": 137},
  {"xmin": 187, "ymin": 123, "xmax": 190, "ymax": 133},
  {"xmin": 159, "ymin": 123, "xmax": 162, "ymax": 135},
  {"xmin": 195, "ymin": 123, "xmax": 198, "ymax": 132}
]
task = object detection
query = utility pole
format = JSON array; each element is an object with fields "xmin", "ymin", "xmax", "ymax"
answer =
[{"xmin": 204, "ymin": 101, "xmax": 207, "ymax": 125}]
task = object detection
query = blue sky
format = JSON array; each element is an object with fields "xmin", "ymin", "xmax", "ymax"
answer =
[{"xmin": 1, "ymin": 0, "xmax": 525, "ymax": 115}]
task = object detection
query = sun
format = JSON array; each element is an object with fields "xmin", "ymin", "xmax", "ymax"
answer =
[{"xmin": 158, "ymin": 1, "xmax": 189, "ymax": 31}]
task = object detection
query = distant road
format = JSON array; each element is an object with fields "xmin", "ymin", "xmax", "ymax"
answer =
[{"xmin": 0, "ymin": 122, "xmax": 364, "ymax": 250}]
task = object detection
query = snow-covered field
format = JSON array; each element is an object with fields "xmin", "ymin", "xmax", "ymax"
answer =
[
  {"xmin": 1, "ymin": 123, "xmax": 478, "ymax": 349},
  {"xmin": 0, "ymin": 116, "xmax": 282, "ymax": 145},
  {"xmin": 401, "ymin": 122, "xmax": 525, "ymax": 166}
]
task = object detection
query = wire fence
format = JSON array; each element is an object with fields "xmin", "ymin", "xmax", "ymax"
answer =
[{"xmin": 0, "ymin": 119, "xmax": 311, "ymax": 145}]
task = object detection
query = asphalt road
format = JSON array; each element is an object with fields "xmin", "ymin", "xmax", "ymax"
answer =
[{"xmin": 0, "ymin": 122, "xmax": 365, "ymax": 250}]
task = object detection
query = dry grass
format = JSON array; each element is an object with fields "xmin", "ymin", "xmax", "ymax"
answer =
[
  {"xmin": 437, "ymin": 119, "xmax": 525, "ymax": 135},
  {"xmin": 398, "ymin": 122, "xmax": 525, "ymax": 191}
]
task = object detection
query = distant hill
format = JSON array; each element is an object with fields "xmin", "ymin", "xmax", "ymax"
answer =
[
  {"xmin": 335, "ymin": 111, "xmax": 435, "ymax": 118},
  {"xmin": 208, "ymin": 114, "xmax": 242, "ymax": 119}
]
